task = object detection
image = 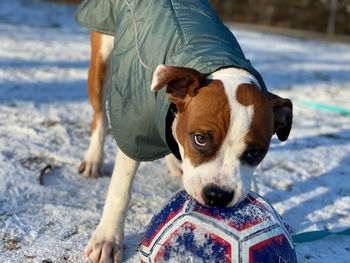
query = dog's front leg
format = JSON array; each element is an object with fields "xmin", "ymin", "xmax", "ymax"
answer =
[{"xmin": 85, "ymin": 149, "xmax": 140, "ymax": 263}]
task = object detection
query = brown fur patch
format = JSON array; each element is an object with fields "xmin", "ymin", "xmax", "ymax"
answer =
[
  {"xmin": 89, "ymin": 31, "xmax": 107, "ymax": 132},
  {"xmin": 176, "ymin": 80, "xmax": 231, "ymax": 166},
  {"xmin": 236, "ymin": 83, "xmax": 274, "ymax": 159}
]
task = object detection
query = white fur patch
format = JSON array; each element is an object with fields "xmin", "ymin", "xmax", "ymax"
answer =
[
  {"xmin": 84, "ymin": 118, "xmax": 105, "ymax": 163},
  {"xmin": 150, "ymin": 64, "xmax": 166, "ymax": 91},
  {"xmin": 100, "ymin": 34, "xmax": 114, "ymax": 62}
]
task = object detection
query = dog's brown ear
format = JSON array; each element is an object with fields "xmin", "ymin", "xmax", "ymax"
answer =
[
  {"xmin": 267, "ymin": 92, "xmax": 293, "ymax": 141},
  {"xmin": 151, "ymin": 64, "xmax": 206, "ymax": 110}
]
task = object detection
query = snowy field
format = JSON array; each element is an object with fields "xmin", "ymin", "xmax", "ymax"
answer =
[{"xmin": 1, "ymin": 0, "xmax": 350, "ymax": 262}]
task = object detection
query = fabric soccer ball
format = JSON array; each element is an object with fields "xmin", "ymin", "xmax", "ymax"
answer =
[{"xmin": 139, "ymin": 190, "xmax": 297, "ymax": 263}]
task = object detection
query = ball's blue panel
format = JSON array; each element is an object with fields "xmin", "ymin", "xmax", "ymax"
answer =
[
  {"xmin": 192, "ymin": 193, "xmax": 271, "ymax": 231},
  {"xmin": 159, "ymin": 222, "xmax": 231, "ymax": 263},
  {"xmin": 249, "ymin": 234, "xmax": 298, "ymax": 263},
  {"xmin": 142, "ymin": 191, "xmax": 191, "ymax": 247}
]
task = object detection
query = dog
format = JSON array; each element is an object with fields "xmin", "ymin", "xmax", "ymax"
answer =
[{"xmin": 75, "ymin": 0, "xmax": 293, "ymax": 262}]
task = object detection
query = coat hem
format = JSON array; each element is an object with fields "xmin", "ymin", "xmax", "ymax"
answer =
[{"xmin": 115, "ymin": 141, "xmax": 172, "ymax": 162}]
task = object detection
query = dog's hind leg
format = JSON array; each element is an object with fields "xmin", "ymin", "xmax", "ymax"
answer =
[
  {"xmin": 165, "ymin": 154, "xmax": 183, "ymax": 178},
  {"xmin": 251, "ymin": 176, "xmax": 259, "ymax": 193},
  {"xmin": 79, "ymin": 31, "xmax": 114, "ymax": 178}
]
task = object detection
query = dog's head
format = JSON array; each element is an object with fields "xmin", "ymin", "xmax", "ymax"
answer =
[{"xmin": 151, "ymin": 65, "xmax": 292, "ymax": 207}]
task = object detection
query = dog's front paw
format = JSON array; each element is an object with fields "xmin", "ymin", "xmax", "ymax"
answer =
[
  {"xmin": 78, "ymin": 159, "xmax": 103, "ymax": 178},
  {"xmin": 85, "ymin": 232, "xmax": 123, "ymax": 263}
]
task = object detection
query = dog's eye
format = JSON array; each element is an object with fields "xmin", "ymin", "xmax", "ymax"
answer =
[
  {"xmin": 241, "ymin": 148, "xmax": 265, "ymax": 166},
  {"xmin": 247, "ymin": 149, "xmax": 261, "ymax": 158},
  {"xmin": 191, "ymin": 132, "xmax": 215, "ymax": 155},
  {"xmin": 194, "ymin": 134, "xmax": 207, "ymax": 147}
]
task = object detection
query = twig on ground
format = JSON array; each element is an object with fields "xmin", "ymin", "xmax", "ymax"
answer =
[{"xmin": 39, "ymin": 164, "xmax": 53, "ymax": 185}]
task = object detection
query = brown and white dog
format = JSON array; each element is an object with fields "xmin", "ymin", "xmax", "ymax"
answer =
[{"xmin": 79, "ymin": 31, "xmax": 292, "ymax": 263}]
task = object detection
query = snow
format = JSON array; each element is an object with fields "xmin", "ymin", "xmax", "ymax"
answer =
[{"xmin": 0, "ymin": 0, "xmax": 350, "ymax": 262}]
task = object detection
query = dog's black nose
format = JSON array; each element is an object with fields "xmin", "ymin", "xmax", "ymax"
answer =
[{"xmin": 202, "ymin": 184, "xmax": 234, "ymax": 207}]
